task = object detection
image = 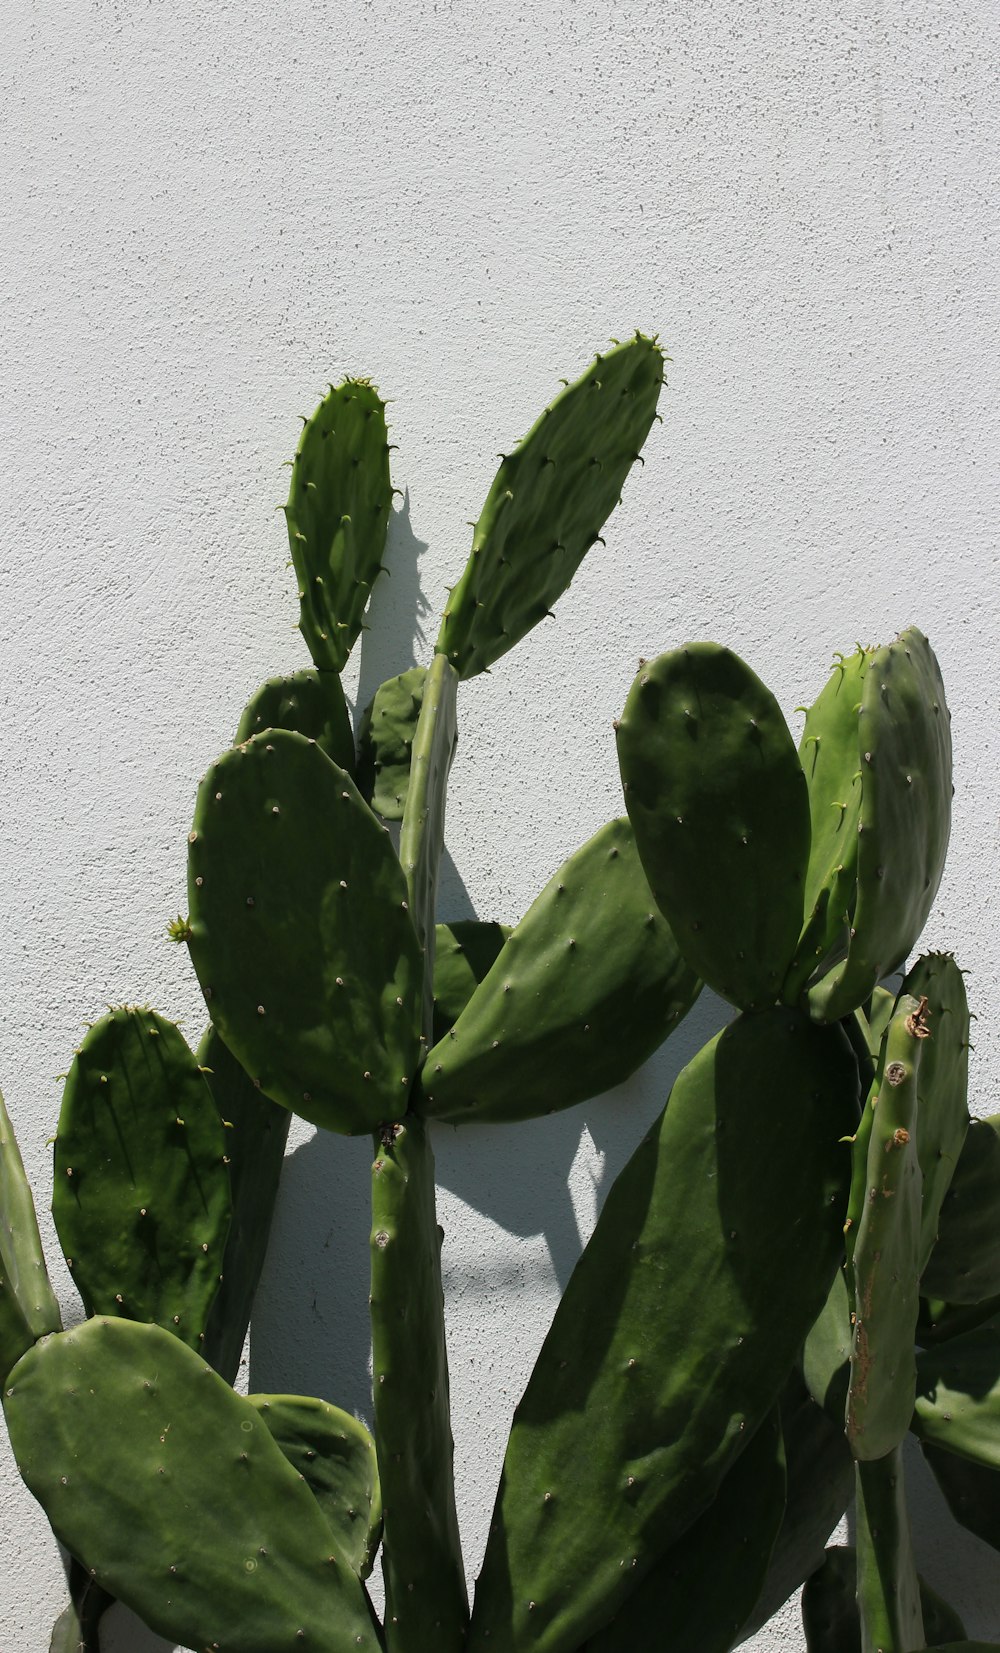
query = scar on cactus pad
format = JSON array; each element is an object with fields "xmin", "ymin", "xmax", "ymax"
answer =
[{"xmin": 0, "ymin": 335, "xmax": 993, "ymax": 1653}]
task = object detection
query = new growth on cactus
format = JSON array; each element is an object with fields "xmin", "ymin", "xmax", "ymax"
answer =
[{"xmin": 0, "ymin": 335, "xmax": 998, "ymax": 1653}]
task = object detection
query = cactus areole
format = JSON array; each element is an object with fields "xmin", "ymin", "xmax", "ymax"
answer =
[{"xmin": 0, "ymin": 338, "xmax": 993, "ymax": 1653}]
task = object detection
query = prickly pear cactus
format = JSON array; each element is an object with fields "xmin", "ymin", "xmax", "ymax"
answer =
[{"xmin": 0, "ymin": 341, "xmax": 994, "ymax": 1653}]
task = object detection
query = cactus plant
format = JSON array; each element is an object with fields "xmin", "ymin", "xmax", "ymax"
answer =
[{"xmin": 0, "ymin": 336, "xmax": 997, "ymax": 1653}]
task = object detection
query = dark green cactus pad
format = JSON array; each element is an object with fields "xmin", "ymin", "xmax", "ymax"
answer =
[
  {"xmin": 4, "ymin": 1318, "xmax": 382, "ymax": 1653},
  {"xmin": 418, "ymin": 818, "xmax": 701, "ymax": 1125},
  {"xmin": 198, "ymin": 1027, "xmax": 291, "ymax": 1386},
  {"xmin": 921, "ymin": 1117, "xmax": 1000, "ymax": 1306},
  {"xmin": 467, "ymin": 1007, "xmax": 856, "ymax": 1653},
  {"xmin": 356, "ymin": 666, "xmax": 427, "ymax": 821},
  {"xmin": 736, "ymin": 1376, "xmax": 853, "ymax": 1644},
  {"xmin": 846, "ymin": 996, "xmax": 927, "ymax": 1460},
  {"xmin": 51, "ymin": 1008, "xmax": 231, "ymax": 1350},
  {"xmin": 808, "ymin": 629, "xmax": 952, "ymax": 1023},
  {"xmin": 802, "ymin": 1545, "xmax": 965, "ymax": 1651},
  {"xmin": 902, "ymin": 954, "xmax": 971, "ymax": 1276},
  {"xmin": 918, "ymin": 1293, "xmax": 1000, "ymax": 1346},
  {"xmin": 249, "ymin": 1394, "xmax": 382, "ymax": 1579},
  {"xmin": 616, "ymin": 643, "xmax": 810, "ymax": 1011},
  {"xmin": 187, "ymin": 730, "xmax": 423, "ymax": 1135},
  {"xmin": 855, "ymin": 1449, "xmax": 925, "ymax": 1653},
  {"xmin": 49, "ymin": 1557, "xmax": 113, "ymax": 1653},
  {"xmin": 431, "ymin": 921, "xmax": 511, "ymax": 1045},
  {"xmin": 370, "ymin": 1115, "xmax": 468, "ymax": 1653},
  {"xmin": 284, "ymin": 378, "xmax": 392, "ymax": 673},
  {"xmin": 784, "ymin": 647, "xmax": 871, "ymax": 999},
  {"xmin": 921, "ymin": 1442, "xmax": 1000, "ymax": 1554},
  {"xmin": 436, "ymin": 335, "xmax": 663, "ymax": 679},
  {"xmin": 0, "ymin": 1086, "xmax": 60, "ymax": 1338},
  {"xmin": 236, "ymin": 668, "xmax": 356, "ymax": 775},
  {"xmin": 912, "ymin": 1319, "xmax": 1000, "ymax": 1468},
  {"xmin": 0, "ymin": 1269, "xmax": 32, "ymax": 1385},
  {"xmin": 583, "ymin": 1406, "xmax": 786, "ymax": 1653}
]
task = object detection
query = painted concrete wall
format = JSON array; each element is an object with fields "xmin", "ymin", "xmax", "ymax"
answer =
[{"xmin": 1, "ymin": 1, "xmax": 998, "ymax": 1646}]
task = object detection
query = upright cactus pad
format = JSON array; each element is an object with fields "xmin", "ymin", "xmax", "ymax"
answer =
[
  {"xmin": 808, "ymin": 629, "xmax": 952, "ymax": 1023},
  {"xmin": 436, "ymin": 336, "xmax": 663, "ymax": 678},
  {"xmin": 616, "ymin": 643, "xmax": 811, "ymax": 1011},
  {"xmin": 187, "ymin": 730, "xmax": 423, "ymax": 1134},
  {"xmin": 52, "ymin": 1008, "xmax": 231, "ymax": 1350},
  {"xmin": 249, "ymin": 1394, "xmax": 382, "ymax": 1579},
  {"xmin": 431, "ymin": 921, "xmax": 512, "ymax": 1044},
  {"xmin": 468, "ymin": 1008, "xmax": 856, "ymax": 1653},
  {"xmin": 418, "ymin": 818, "xmax": 700, "ymax": 1125},
  {"xmin": 4, "ymin": 1318, "xmax": 383, "ymax": 1653},
  {"xmin": 902, "ymin": 953, "xmax": 970, "ymax": 1275},
  {"xmin": 236, "ymin": 669, "xmax": 356, "ymax": 775},
  {"xmin": 0, "ymin": 1086, "xmax": 60, "ymax": 1339},
  {"xmin": 284, "ymin": 379, "xmax": 393, "ymax": 673},
  {"xmin": 921, "ymin": 1117, "xmax": 1000, "ymax": 1305}
]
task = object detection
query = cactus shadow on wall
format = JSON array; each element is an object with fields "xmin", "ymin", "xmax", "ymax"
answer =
[{"xmin": 355, "ymin": 489, "xmax": 431, "ymax": 711}]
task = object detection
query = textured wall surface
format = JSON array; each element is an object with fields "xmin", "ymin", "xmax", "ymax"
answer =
[{"xmin": 1, "ymin": 1, "xmax": 998, "ymax": 1647}]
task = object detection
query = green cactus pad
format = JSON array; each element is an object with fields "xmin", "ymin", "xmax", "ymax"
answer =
[
  {"xmin": 920, "ymin": 1443, "xmax": 1000, "ymax": 1554},
  {"xmin": 418, "ymin": 818, "xmax": 701, "ymax": 1125},
  {"xmin": 616, "ymin": 643, "xmax": 810, "ymax": 1011},
  {"xmin": 249, "ymin": 1394, "xmax": 381, "ymax": 1580},
  {"xmin": 187, "ymin": 730, "xmax": 423, "ymax": 1135},
  {"xmin": 584, "ymin": 1406, "xmax": 785, "ymax": 1653},
  {"xmin": 802, "ymin": 1545, "xmax": 965, "ymax": 1651},
  {"xmin": 467, "ymin": 1007, "xmax": 856, "ymax": 1653},
  {"xmin": 51, "ymin": 1008, "xmax": 231, "ymax": 1350},
  {"xmin": 370, "ymin": 1115, "xmax": 468, "ymax": 1653},
  {"xmin": 808, "ymin": 629, "xmax": 952, "ymax": 1023},
  {"xmin": 431, "ymin": 921, "xmax": 511, "ymax": 1045},
  {"xmin": 436, "ymin": 336, "xmax": 663, "ymax": 679},
  {"xmin": 846, "ymin": 996, "xmax": 926, "ymax": 1459},
  {"xmin": 0, "ymin": 1270, "xmax": 32, "ymax": 1385},
  {"xmin": 399, "ymin": 652, "xmax": 459, "ymax": 963},
  {"xmin": 737, "ymin": 1376, "xmax": 853, "ymax": 1643},
  {"xmin": 854, "ymin": 1450, "xmax": 925, "ymax": 1653},
  {"xmin": 902, "ymin": 954, "xmax": 970, "ymax": 1275},
  {"xmin": 284, "ymin": 378, "xmax": 392, "ymax": 673},
  {"xmin": 356, "ymin": 667, "xmax": 427, "ymax": 821},
  {"xmin": 783, "ymin": 647, "xmax": 872, "ymax": 1000},
  {"xmin": 803, "ymin": 1269, "xmax": 853, "ymax": 1423},
  {"xmin": 918, "ymin": 1293, "xmax": 1000, "ymax": 1345},
  {"xmin": 4, "ymin": 1318, "xmax": 382, "ymax": 1653},
  {"xmin": 49, "ymin": 1558, "xmax": 113, "ymax": 1653},
  {"xmin": 198, "ymin": 1028, "xmax": 291, "ymax": 1386},
  {"xmin": 921, "ymin": 1117, "xmax": 1000, "ymax": 1306},
  {"xmin": 236, "ymin": 669, "xmax": 356, "ymax": 775},
  {"xmin": 912, "ymin": 1320, "xmax": 1000, "ymax": 1468},
  {"xmin": 0, "ymin": 1087, "xmax": 60, "ymax": 1338}
]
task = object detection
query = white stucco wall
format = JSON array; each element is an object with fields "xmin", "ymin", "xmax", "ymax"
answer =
[{"xmin": 2, "ymin": 1, "xmax": 998, "ymax": 1647}]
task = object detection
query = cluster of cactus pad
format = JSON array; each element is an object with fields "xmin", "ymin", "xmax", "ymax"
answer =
[{"xmin": 1, "ymin": 335, "xmax": 999, "ymax": 1653}]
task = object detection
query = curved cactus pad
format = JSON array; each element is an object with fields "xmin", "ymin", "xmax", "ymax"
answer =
[
  {"xmin": 902, "ymin": 954, "xmax": 971, "ymax": 1276},
  {"xmin": 921, "ymin": 1443, "xmax": 1000, "ymax": 1555},
  {"xmin": 284, "ymin": 378, "xmax": 392, "ymax": 673},
  {"xmin": 3, "ymin": 1319, "xmax": 382, "ymax": 1653},
  {"xmin": 784, "ymin": 646, "xmax": 871, "ymax": 999},
  {"xmin": 436, "ymin": 335, "xmax": 663, "ymax": 679},
  {"xmin": 52, "ymin": 1008, "xmax": 231, "ymax": 1350},
  {"xmin": 418, "ymin": 818, "xmax": 700, "ymax": 1124},
  {"xmin": 250, "ymin": 1394, "xmax": 382, "ymax": 1580},
  {"xmin": 236, "ymin": 669, "xmax": 355, "ymax": 775},
  {"xmin": 198, "ymin": 1028, "xmax": 291, "ymax": 1386},
  {"xmin": 808, "ymin": 628, "xmax": 952, "ymax": 1022},
  {"xmin": 922, "ymin": 1116, "xmax": 1000, "ymax": 1306},
  {"xmin": 467, "ymin": 1007, "xmax": 856, "ymax": 1653},
  {"xmin": 0, "ymin": 1086, "xmax": 60, "ymax": 1339},
  {"xmin": 187, "ymin": 731, "xmax": 423, "ymax": 1135},
  {"xmin": 913, "ymin": 1320, "xmax": 1000, "ymax": 1469},
  {"xmin": 356, "ymin": 666, "xmax": 427, "ymax": 821},
  {"xmin": 616, "ymin": 643, "xmax": 810, "ymax": 1011},
  {"xmin": 584, "ymin": 1407, "xmax": 785, "ymax": 1653}
]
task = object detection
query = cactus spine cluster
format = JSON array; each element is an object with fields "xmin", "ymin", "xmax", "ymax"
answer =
[{"xmin": 0, "ymin": 337, "xmax": 997, "ymax": 1653}]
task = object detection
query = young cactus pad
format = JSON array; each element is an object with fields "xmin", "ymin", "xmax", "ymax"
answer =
[
  {"xmin": 436, "ymin": 335, "xmax": 664, "ymax": 678},
  {"xmin": 284, "ymin": 379, "xmax": 393, "ymax": 673}
]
